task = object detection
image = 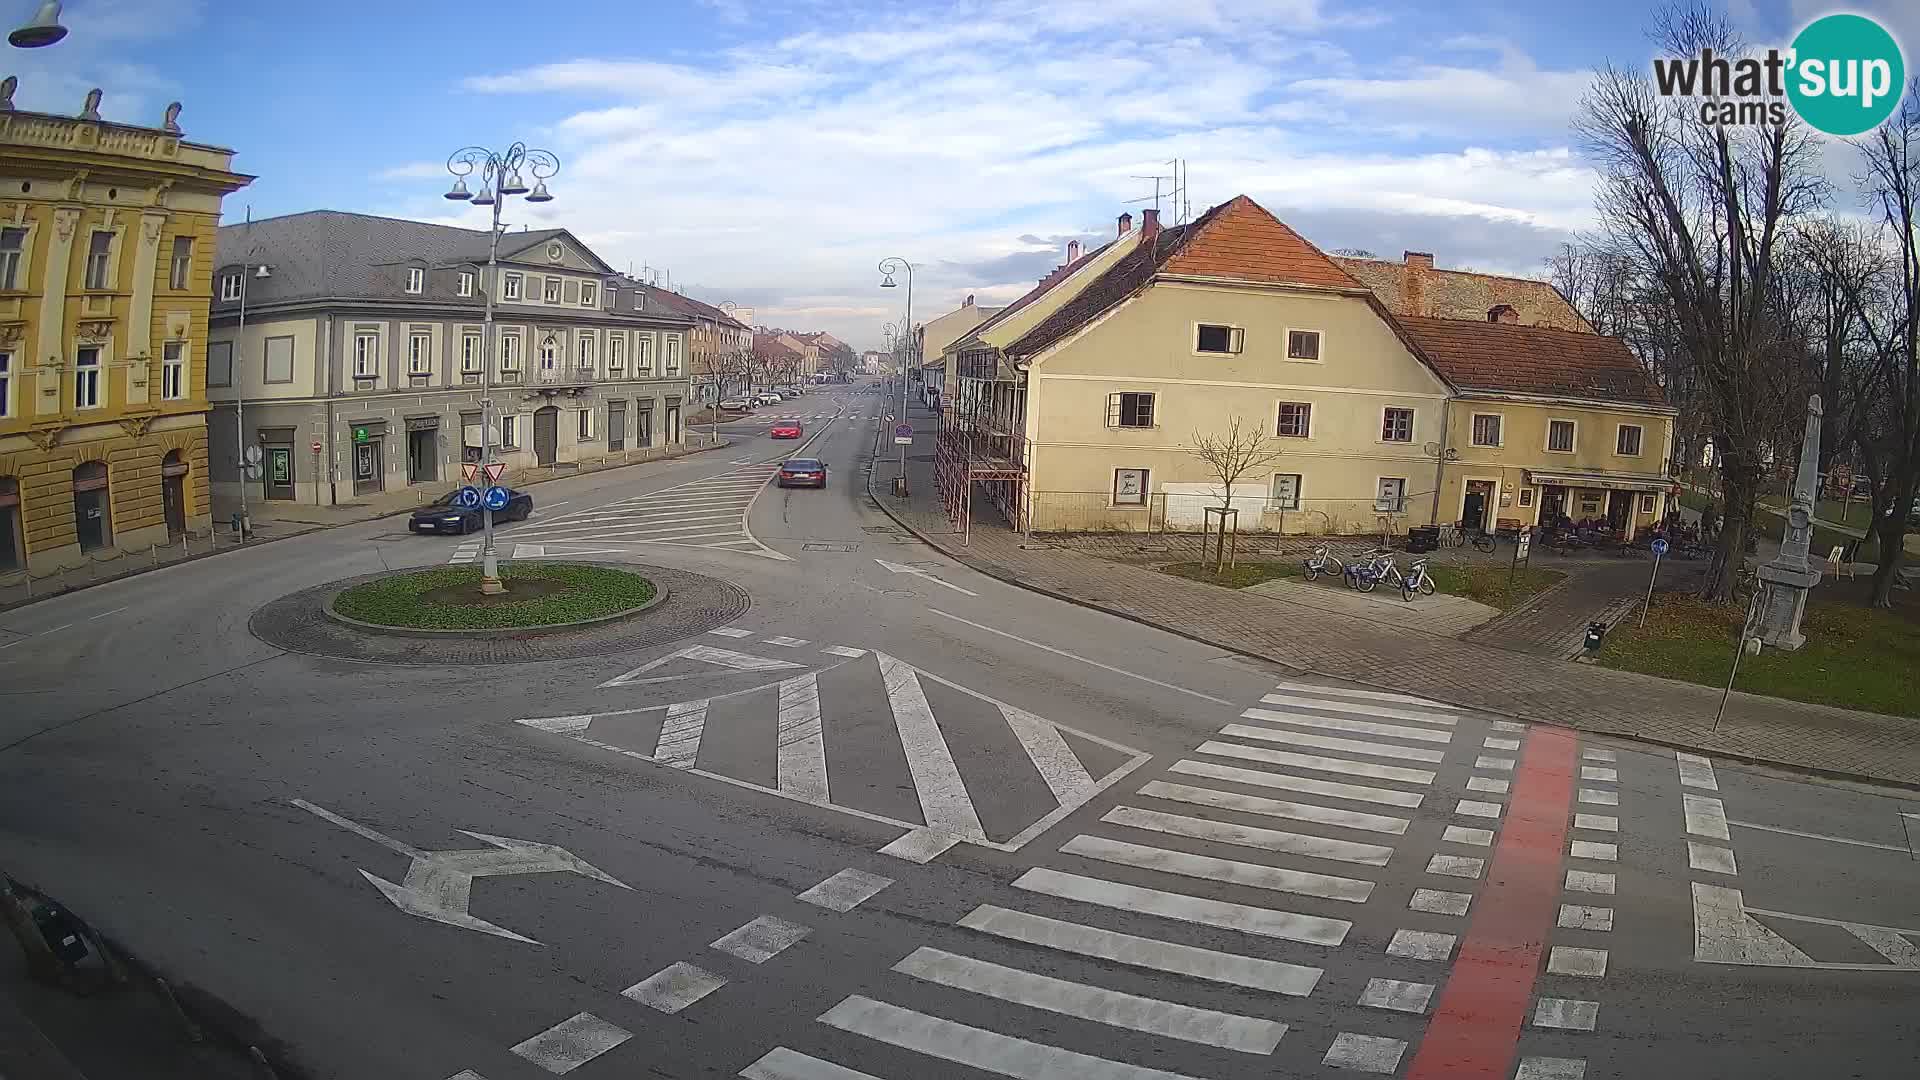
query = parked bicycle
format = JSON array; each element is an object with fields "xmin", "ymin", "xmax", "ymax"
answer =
[
  {"xmin": 1400, "ymin": 556, "xmax": 1437, "ymax": 601},
  {"xmin": 1302, "ymin": 544, "xmax": 1345, "ymax": 582},
  {"xmin": 1345, "ymin": 549, "xmax": 1399, "ymax": 593},
  {"xmin": 1468, "ymin": 526, "xmax": 1497, "ymax": 553}
]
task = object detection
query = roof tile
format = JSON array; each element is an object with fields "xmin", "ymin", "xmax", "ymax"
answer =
[{"xmin": 1396, "ymin": 316, "xmax": 1666, "ymax": 407}]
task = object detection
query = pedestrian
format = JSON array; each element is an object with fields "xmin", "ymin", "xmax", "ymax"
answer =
[{"xmin": 1700, "ymin": 503, "xmax": 1719, "ymax": 540}]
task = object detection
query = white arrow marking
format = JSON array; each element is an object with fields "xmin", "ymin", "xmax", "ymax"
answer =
[
  {"xmin": 600, "ymin": 644, "xmax": 805, "ymax": 687},
  {"xmin": 875, "ymin": 559, "xmax": 978, "ymax": 596},
  {"xmin": 295, "ymin": 800, "xmax": 629, "ymax": 945}
]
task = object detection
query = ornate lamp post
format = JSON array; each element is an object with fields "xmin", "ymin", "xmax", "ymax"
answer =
[
  {"xmin": 443, "ymin": 142, "xmax": 558, "ymax": 595},
  {"xmin": 879, "ymin": 258, "xmax": 914, "ymax": 493}
]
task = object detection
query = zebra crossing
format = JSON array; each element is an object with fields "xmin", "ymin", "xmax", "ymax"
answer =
[{"xmin": 449, "ymin": 463, "xmax": 788, "ymax": 563}]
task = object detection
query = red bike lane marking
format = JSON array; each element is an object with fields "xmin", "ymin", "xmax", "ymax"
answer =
[{"xmin": 1406, "ymin": 724, "xmax": 1577, "ymax": 1080}]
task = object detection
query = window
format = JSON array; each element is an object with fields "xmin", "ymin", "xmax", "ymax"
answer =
[
  {"xmin": 1287, "ymin": 329, "xmax": 1322, "ymax": 361},
  {"xmin": 542, "ymin": 277, "xmax": 561, "ymax": 303},
  {"xmin": 500, "ymin": 415, "xmax": 518, "ymax": 449},
  {"xmin": 665, "ymin": 335, "xmax": 683, "ymax": 375},
  {"xmin": 405, "ymin": 267, "xmax": 424, "ymax": 294},
  {"xmin": 579, "ymin": 408, "xmax": 595, "ymax": 439},
  {"xmin": 409, "ymin": 333, "xmax": 433, "ymax": 376},
  {"xmin": 1375, "ymin": 477, "xmax": 1407, "ymax": 513},
  {"xmin": 1547, "ymin": 419, "xmax": 1576, "ymax": 453},
  {"xmin": 539, "ymin": 335, "xmax": 559, "ymax": 371},
  {"xmin": 220, "ymin": 273, "xmax": 242, "ymax": 301},
  {"xmin": 264, "ymin": 335, "xmax": 294, "ymax": 384},
  {"xmin": 0, "ymin": 351, "xmax": 10, "ymax": 417},
  {"xmin": 580, "ymin": 282, "xmax": 597, "ymax": 307},
  {"xmin": 608, "ymin": 333, "xmax": 625, "ymax": 374},
  {"xmin": 354, "ymin": 333, "xmax": 379, "ymax": 378},
  {"xmin": 461, "ymin": 334, "xmax": 482, "ymax": 375},
  {"xmin": 500, "ymin": 333, "xmax": 521, "ymax": 374},
  {"xmin": 1106, "ymin": 392, "xmax": 1155, "ymax": 428},
  {"xmin": 457, "ymin": 271, "xmax": 474, "ymax": 298},
  {"xmin": 207, "ymin": 341, "xmax": 232, "ymax": 387},
  {"xmin": 1470, "ymin": 413, "xmax": 1503, "ymax": 447},
  {"xmin": 636, "ymin": 335, "xmax": 654, "ymax": 375},
  {"xmin": 1112, "ymin": 467, "xmax": 1149, "ymax": 506},
  {"xmin": 1640, "ymin": 493, "xmax": 1657, "ymax": 513},
  {"xmin": 578, "ymin": 333, "xmax": 595, "ymax": 373},
  {"xmin": 1195, "ymin": 323, "xmax": 1242, "ymax": 354},
  {"xmin": 503, "ymin": 273, "xmax": 522, "ymax": 300},
  {"xmin": 1276, "ymin": 401, "xmax": 1311, "ymax": 437},
  {"xmin": 0, "ymin": 227, "xmax": 24, "ymax": 290},
  {"xmin": 168, "ymin": 236, "xmax": 192, "ymax": 290},
  {"xmin": 74, "ymin": 346, "xmax": 100, "ymax": 408},
  {"xmin": 1519, "ymin": 487, "xmax": 1535, "ymax": 508},
  {"xmin": 84, "ymin": 231, "xmax": 113, "ymax": 290},
  {"xmin": 1270, "ymin": 473, "xmax": 1301, "ymax": 510},
  {"xmin": 160, "ymin": 341, "xmax": 186, "ymax": 399},
  {"xmin": 1381, "ymin": 407, "xmax": 1413, "ymax": 443},
  {"xmin": 1616, "ymin": 424, "xmax": 1644, "ymax": 456}
]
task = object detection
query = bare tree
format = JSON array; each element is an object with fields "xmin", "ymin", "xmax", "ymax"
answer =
[
  {"xmin": 1329, "ymin": 247, "xmax": 1379, "ymax": 260},
  {"xmin": 1786, "ymin": 217, "xmax": 1886, "ymax": 478},
  {"xmin": 1190, "ymin": 417, "xmax": 1290, "ymax": 568},
  {"xmin": 1573, "ymin": 4, "xmax": 1825, "ymax": 602}
]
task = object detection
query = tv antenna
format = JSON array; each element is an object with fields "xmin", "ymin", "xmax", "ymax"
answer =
[{"xmin": 1126, "ymin": 158, "xmax": 1191, "ymax": 224}]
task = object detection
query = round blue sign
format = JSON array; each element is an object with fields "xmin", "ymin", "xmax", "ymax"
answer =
[
  {"xmin": 1651, "ymin": 538, "xmax": 1669, "ymax": 556},
  {"xmin": 453, "ymin": 486, "xmax": 482, "ymax": 509},
  {"xmin": 484, "ymin": 485, "xmax": 511, "ymax": 511}
]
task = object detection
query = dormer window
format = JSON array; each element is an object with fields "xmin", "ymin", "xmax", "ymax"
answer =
[
  {"xmin": 457, "ymin": 271, "xmax": 474, "ymax": 297},
  {"xmin": 406, "ymin": 267, "xmax": 424, "ymax": 294},
  {"xmin": 581, "ymin": 281, "xmax": 597, "ymax": 307}
]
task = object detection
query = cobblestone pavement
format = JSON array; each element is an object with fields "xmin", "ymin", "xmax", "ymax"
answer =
[
  {"xmin": 1465, "ymin": 558, "xmax": 1703, "ymax": 659},
  {"xmin": 871, "ymin": 421, "xmax": 1920, "ymax": 788}
]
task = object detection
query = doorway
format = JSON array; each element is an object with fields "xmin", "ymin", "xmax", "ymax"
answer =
[
  {"xmin": 1461, "ymin": 479, "xmax": 1495, "ymax": 532},
  {"xmin": 352, "ymin": 440, "xmax": 384, "ymax": 496},
  {"xmin": 72, "ymin": 461, "xmax": 111, "ymax": 551},
  {"xmin": 634, "ymin": 404, "xmax": 653, "ymax": 449},
  {"xmin": 1541, "ymin": 486, "xmax": 1566, "ymax": 527},
  {"xmin": 266, "ymin": 445, "xmax": 294, "ymax": 500},
  {"xmin": 0, "ymin": 476, "xmax": 22, "ymax": 572},
  {"xmin": 608, "ymin": 401, "xmax": 626, "ymax": 451},
  {"xmin": 1607, "ymin": 490, "xmax": 1635, "ymax": 536},
  {"xmin": 533, "ymin": 406, "xmax": 560, "ymax": 466},
  {"xmin": 161, "ymin": 451, "xmax": 188, "ymax": 537},
  {"xmin": 666, "ymin": 403, "xmax": 682, "ymax": 445},
  {"xmin": 407, "ymin": 426, "xmax": 438, "ymax": 484}
]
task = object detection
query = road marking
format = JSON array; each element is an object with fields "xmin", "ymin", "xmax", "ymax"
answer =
[
  {"xmin": 1137, "ymin": 779, "xmax": 1410, "ymax": 835},
  {"xmin": 818, "ymin": 994, "xmax": 1207, "ymax": 1080},
  {"xmin": 776, "ymin": 673, "xmax": 829, "ymax": 802},
  {"xmin": 798, "ymin": 869, "xmax": 894, "ymax": 912},
  {"xmin": 1240, "ymin": 707, "xmax": 1455, "ymax": 744},
  {"xmin": 1577, "ymin": 788, "xmax": 1617, "ymax": 805},
  {"xmin": 1425, "ymin": 854, "xmax": 1483, "ymax": 878},
  {"xmin": 712, "ymin": 915, "xmax": 812, "ymax": 963},
  {"xmin": 821, "ymin": 645, "xmax": 867, "ymax": 658},
  {"xmin": 1570, "ymin": 840, "xmax": 1617, "ymax": 861},
  {"xmin": 509, "ymin": 1013, "xmax": 631, "ymax": 1072},
  {"xmin": 1482, "ymin": 737, "xmax": 1521, "ymax": 751},
  {"xmin": 1516, "ymin": 1058, "xmax": 1587, "ymax": 1080},
  {"xmin": 1548, "ymin": 946, "xmax": 1609, "ymax": 977},
  {"xmin": 1573, "ymin": 813, "xmax": 1618, "ymax": 832},
  {"xmin": 1475, "ymin": 755, "xmax": 1515, "ymax": 770},
  {"xmin": 1582, "ymin": 748, "xmax": 1616, "ymax": 762},
  {"xmin": 1060, "ymin": 833, "xmax": 1376, "ymax": 902},
  {"xmin": 878, "ymin": 652, "xmax": 986, "ymax": 840},
  {"xmin": 1167, "ymin": 759, "xmax": 1424, "ymax": 808},
  {"xmin": 1566, "ymin": 870, "xmax": 1616, "ymax": 894},
  {"xmin": 1744, "ymin": 906, "xmax": 1920, "ymax": 967},
  {"xmin": 602, "ymin": 644, "xmax": 803, "ymax": 686},
  {"xmin": 1409, "ymin": 888, "xmax": 1472, "ymax": 916},
  {"xmin": 766, "ymin": 635, "xmax": 810, "ymax": 647},
  {"xmin": 1387, "ymin": 929, "xmax": 1456, "ymax": 961},
  {"xmin": 1688, "ymin": 841, "xmax": 1738, "ymax": 874},
  {"xmin": 1259, "ymin": 692, "xmax": 1458, "ymax": 725},
  {"xmin": 1360, "ymin": 977, "xmax": 1435, "ymax": 1013},
  {"xmin": 710, "ymin": 627, "xmax": 754, "ymax": 637},
  {"xmin": 1406, "ymin": 725, "xmax": 1577, "ymax": 1080},
  {"xmin": 512, "ymin": 544, "xmax": 547, "ymax": 558},
  {"xmin": 1270, "ymin": 680, "xmax": 1467, "ymax": 710},
  {"xmin": 741, "ymin": 1047, "xmax": 886, "ymax": 1080},
  {"xmin": 1444, "ymin": 826, "xmax": 1494, "ymax": 846},
  {"xmin": 1684, "ymin": 794, "xmax": 1730, "ymax": 840},
  {"xmin": 874, "ymin": 558, "xmax": 978, "ymax": 595},
  {"xmin": 1580, "ymin": 766, "xmax": 1617, "ymax": 782},
  {"xmin": 1727, "ymin": 818, "xmax": 1911, "ymax": 852},
  {"xmin": 654, "ymin": 699, "xmax": 709, "ymax": 768},
  {"xmin": 1455, "ymin": 800, "xmax": 1503, "ymax": 819},
  {"xmin": 1559, "ymin": 904, "xmax": 1613, "ymax": 931},
  {"xmin": 1532, "ymin": 998, "xmax": 1599, "ymax": 1031},
  {"xmin": 1012, "ymin": 867, "xmax": 1351, "ymax": 945},
  {"xmin": 893, "ymin": 946, "xmax": 1288, "ymax": 1053},
  {"xmin": 927, "ymin": 609, "xmax": 1234, "ymax": 706},
  {"xmin": 624, "ymin": 962, "xmax": 728, "ymax": 1013},
  {"xmin": 1196, "ymin": 739, "xmax": 1436, "ymax": 785},
  {"xmin": 1491, "ymin": 720, "xmax": 1528, "ymax": 732},
  {"xmin": 1221, "ymin": 722, "xmax": 1446, "ymax": 763},
  {"xmin": 87, "ymin": 606, "xmax": 128, "ymax": 620},
  {"xmin": 878, "ymin": 828, "xmax": 962, "ymax": 863},
  {"xmin": 1002, "ymin": 702, "xmax": 1097, "ymax": 803},
  {"xmin": 1676, "ymin": 752, "xmax": 1718, "ymax": 790},
  {"xmin": 1324, "ymin": 1032, "xmax": 1406, "ymax": 1073},
  {"xmin": 957, "ymin": 903, "xmax": 1321, "ymax": 996},
  {"xmin": 292, "ymin": 798, "xmax": 422, "ymax": 858},
  {"xmin": 1103, "ymin": 804, "xmax": 1395, "ymax": 865},
  {"xmin": 1467, "ymin": 776, "xmax": 1510, "ymax": 794}
]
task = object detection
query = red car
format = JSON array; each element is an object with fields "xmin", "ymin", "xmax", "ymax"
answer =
[
  {"xmin": 770, "ymin": 423, "xmax": 803, "ymax": 439},
  {"xmin": 777, "ymin": 458, "xmax": 827, "ymax": 488}
]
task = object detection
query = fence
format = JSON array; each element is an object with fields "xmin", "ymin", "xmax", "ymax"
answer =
[{"xmin": 1025, "ymin": 490, "xmax": 1434, "ymax": 541}]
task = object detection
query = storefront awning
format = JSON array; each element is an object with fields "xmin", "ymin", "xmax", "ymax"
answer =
[{"xmin": 1527, "ymin": 469, "xmax": 1673, "ymax": 493}]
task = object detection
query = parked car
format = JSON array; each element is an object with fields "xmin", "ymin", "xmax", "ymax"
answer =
[
  {"xmin": 717, "ymin": 398, "xmax": 752, "ymax": 411},
  {"xmin": 770, "ymin": 423, "xmax": 803, "ymax": 439},
  {"xmin": 753, "ymin": 392, "xmax": 783, "ymax": 405},
  {"xmin": 410, "ymin": 487, "xmax": 532, "ymax": 534},
  {"xmin": 776, "ymin": 458, "xmax": 827, "ymax": 488}
]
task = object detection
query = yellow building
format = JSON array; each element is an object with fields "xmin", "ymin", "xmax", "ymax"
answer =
[{"xmin": 0, "ymin": 82, "xmax": 252, "ymax": 574}]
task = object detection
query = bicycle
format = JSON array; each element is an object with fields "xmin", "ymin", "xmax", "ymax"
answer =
[
  {"xmin": 1436, "ymin": 523, "xmax": 1463, "ymax": 548},
  {"xmin": 1468, "ymin": 526, "xmax": 1496, "ymax": 554},
  {"xmin": 1302, "ymin": 544, "xmax": 1345, "ymax": 582},
  {"xmin": 1346, "ymin": 549, "xmax": 1398, "ymax": 593},
  {"xmin": 1401, "ymin": 556, "xmax": 1437, "ymax": 601}
]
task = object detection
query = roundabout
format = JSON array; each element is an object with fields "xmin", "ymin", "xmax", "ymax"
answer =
[{"xmin": 327, "ymin": 561, "xmax": 660, "ymax": 634}]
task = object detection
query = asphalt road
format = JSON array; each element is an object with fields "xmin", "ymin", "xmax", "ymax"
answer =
[{"xmin": 1, "ymin": 381, "xmax": 1915, "ymax": 1080}]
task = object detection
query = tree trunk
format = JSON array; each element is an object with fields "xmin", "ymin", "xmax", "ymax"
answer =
[{"xmin": 1699, "ymin": 458, "xmax": 1761, "ymax": 602}]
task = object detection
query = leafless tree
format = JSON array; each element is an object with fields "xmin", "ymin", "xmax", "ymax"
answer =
[
  {"xmin": 1329, "ymin": 247, "xmax": 1379, "ymax": 260},
  {"xmin": 1785, "ymin": 217, "xmax": 1886, "ymax": 478},
  {"xmin": 1190, "ymin": 417, "xmax": 1290, "ymax": 567},
  {"xmin": 1573, "ymin": 3, "xmax": 1826, "ymax": 602}
]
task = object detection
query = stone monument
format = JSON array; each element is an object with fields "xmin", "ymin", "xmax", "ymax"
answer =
[{"xmin": 1755, "ymin": 394, "xmax": 1823, "ymax": 650}]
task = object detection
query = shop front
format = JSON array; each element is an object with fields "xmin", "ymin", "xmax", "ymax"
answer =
[{"xmin": 1525, "ymin": 469, "xmax": 1671, "ymax": 539}]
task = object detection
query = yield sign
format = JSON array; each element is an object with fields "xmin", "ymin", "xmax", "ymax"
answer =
[
  {"xmin": 483, "ymin": 462, "xmax": 507, "ymax": 483},
  {"xmin": 293, "ymin": 799, "xmax": 629, "ymax": 944},
  {"xmin": 461, "ymin": 461, "xmax": 480, "ymax": 483}
]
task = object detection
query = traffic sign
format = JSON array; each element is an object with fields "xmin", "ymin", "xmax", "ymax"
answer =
[
  {"xmin": 894, "ymin": 422, "xmax": 913, "ymax": 446},
  {"xmin": 453, "ymin": 486, "xmax": 482, "ymax": 509},
  {"xmin": 483, "ymin": 462, "xmax": 506, "ymax": 484},
  {"xmin": 1651, "ymin": 537, "xmax": 1669, "ymax": 557},
  {"xmin": 461, "ymin": 461, "xmax": 479, "ymax": 483},
  {"xmin": 484, "ymin": 485, "xmax": 511, "ymax": 511},
  {"xmin": 243, "ymin": 445, "xmax": 263, "ymax": 465},
  {"xmin": 310, "ymin": 439, "xmax": 323, "ymax": 455}
]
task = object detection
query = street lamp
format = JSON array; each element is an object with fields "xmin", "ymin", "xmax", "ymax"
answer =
[
  {"xmin": 878, "ymin": 257, "xmax": 913, "ymax": 494},
  {"xmin": 8, "ymin": 1, "xmax": 65, "ymax": 48},
  {"xmin": 444, "ymin": 142, "xmax": 560, "ymax": 596},
  {"xmin": 233, "ymin": 260, "xmax": 272, "ymax": 537}
]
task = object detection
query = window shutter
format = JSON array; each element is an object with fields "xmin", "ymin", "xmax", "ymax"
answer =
[
  {"xmin": 1107, "ymin": 393, "xmax": 1122, "ymax": 427},
  {"xmin": 1229, "ymin": 327, "xmax": 1245, "ymax": 354}
]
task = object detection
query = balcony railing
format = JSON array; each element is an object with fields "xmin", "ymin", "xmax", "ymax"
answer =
[{"xmin": 534, "ymin": 364, "xmax": 598, "ymax": 386}]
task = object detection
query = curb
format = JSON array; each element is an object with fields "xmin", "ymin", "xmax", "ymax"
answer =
[{"xmin": 322, "ymin": 567, "xmax": 668, "ymax": 638}]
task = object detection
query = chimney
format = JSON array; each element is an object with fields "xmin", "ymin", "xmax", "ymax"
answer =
[
  {"xmin": 964, "ymin": 293, "xmax": 974, "ymax": 307},
  {"xmin": 1142, "ymin": 208, "xmax": 1160, "ymax": 239},
  {"xmin": 1066, "ymin": 239, "xmax": 1081, "ymax": 264},
  {"xmin": 1118, "ymin": 212, "xmax": 1133, "ymax": 237},
  {"xmin": 1489, "ymin": 304, "xmax": 1520, "ymax": 325},
  {"xmin": 1403, "ymin": 251, "xmax": 1434, "ymax": 316}
]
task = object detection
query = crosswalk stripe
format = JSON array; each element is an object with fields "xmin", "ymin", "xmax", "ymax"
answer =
[
  {"xmin": 1220, "ymin": 723, "xmax": 1447, "ymax": 764},
  {"xmin": 1061, "ymin": 834, "xmax": 1375, "ymax": 903},
  {"xmin": 1195, "ymin": 740, "xmax": 1436, "ymax": 785},
  {"xmin": 892, "ymin": 946, "xmax": 1287, "ymax": 1053},
  {"xmin": 712, "ymin": 915, "xmax": 812, "ymax": 963},
  {"xmin": 818, "ymin": 994, "xmax": 1208, "ymax": 1080},
  {"xmin": 777, "ymin": 673, "xmax": 829, "ymax": 801},
  {"xmin": 1136, "ymin": 780, "xmax": 1410, "ymax": 835},
  {"xmin": 879, "ymin": 652, "xmax": 986, "ymax": 840},
  {"xmin": 624, "ymin": 962, "xmax": 727, "ymax": 1014},
  {"xmin": 798, "ymin": 869, "xmax": 894, "ymax": 912},
  {"xmin": 1012, "ymin": 867, "xmax": 1350, "ymax": 945},
  {"xmin": 1167, "ymin": 759, "xmax": 1424, "ymax": 808},
  {"xmin": 1101, "ymin": 805, "xmax": 1396, "ymax": 866},
  {"xmin": 509, "ymin": 1012, "xmax": 631, "ymax": 1073},
  {"xmin": 1259, "ymin": 692, "xmax": 1459, "ymax": 726},
  {"xmin": 655, "ymin": 699, "xmax": 709, "ymax": 768},
  {"xmin": 958, "ymin": 903, "xmax": 1321, "ymax": 996},
  {"xmin": 1270, "ymin": 680, "xmax": 1468, "ymax": 711},
  {"xmin": 1239, "ymin": 707, "xmax": 1453, "ymax": 744},
  {"xmin": 742, "ymin": 1047, "xmax": 887, "ymax": 1080},
  {"xmin": 1000, "ymin": 703, "xmax": 1096, "ymax": 803}
]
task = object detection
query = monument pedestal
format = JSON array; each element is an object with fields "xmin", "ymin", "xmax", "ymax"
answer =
[{"xmin": 1752, "ymin": 395, "xmax": 1824, "ymax": 652}]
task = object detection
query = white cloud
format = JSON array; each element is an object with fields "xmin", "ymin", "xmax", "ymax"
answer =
[{"xmin": 374, "ymin": 162, "xmax": 452, "ymax": 182}]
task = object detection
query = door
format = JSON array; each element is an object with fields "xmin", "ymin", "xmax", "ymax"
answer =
[
  {"xmin": 1462, "ymin": 479, "xmax": 1495, "ymax": 532},
  {"xmin": 666, "ymin": 405, "xmax": 682, "ymax": 444},
  {"xmin": 407, "ymin": 429, "xmax": 438, "ymax": 484},
  {"xmin": 161, "ymin": 451, "xmax": 188, "ymax": 537},
  {"xmin": 266, "ymin": 446, "xmax": 295, "ymax": 500},
  {"xmin": 72, "ymin": 462, "xmax": 111, "ymax": 551},
  {"xmin": 1607, "ymin": 490, "xmax": 1635, "ymax": 536},
  {"xmin": 353, "ymin": 440, "xmax": 384, "ymax": 495},
  {"xmin": 533, "ymin": 406, "xmax": 559, "ymax": 466},
  {"xmin": 608, "ymin": 403, "xmax": 626, "ymax": 452},
  {"xmin": 1542, "ymin": 488, "xmax": 1565, "ymax": 526},
  {"xmin": 634, "ymin": 408, "xmax": 653, "ymax": 449},
  {"xmin": 0, "ymin": 477, "xmax": 22, "ymax": 572}
]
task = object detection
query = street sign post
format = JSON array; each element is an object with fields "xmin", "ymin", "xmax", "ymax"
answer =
[
  {"xmin": 1507, "ymin": 527, "xmax": 1533, "ymax": 600},
  {"xmin": 894, "ymin": 423, "xmax": 913, "ymax": 446},
  {"xmin": 310, "ymin": 439, "xmax": 323, "ymax": 455},
  {"xmin": 1642, "ymin": 537, "xmax": 1669, "ymax": 627},
  {"xmin": 484, "ymin": 486, "xmax": 511, "ymax": 512}
]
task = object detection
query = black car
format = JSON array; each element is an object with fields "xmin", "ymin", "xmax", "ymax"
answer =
[
  {"xmin": 410, "ymin": 487, "xmax": 533, "ymax": 534},
  {"xmin": 776, "ymin": 458, "xmax": 828, "ymax": 488}
]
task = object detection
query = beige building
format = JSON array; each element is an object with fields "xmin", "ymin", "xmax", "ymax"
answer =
[
  {"xmin": 1, "ymin": 84, "xmax": 251, "ymax": 575},
  {"xmin": 919, "ymin": 293, "xmax": 1003, "ymax": 404}
]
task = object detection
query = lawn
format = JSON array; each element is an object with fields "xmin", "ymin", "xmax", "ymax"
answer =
[
  {"xmin": 1162, "ymin": 559, "xmax": 1563, "ymax": 609},
  {"xmin": 1162, "ymin": 561, "xmax": 1304, "ymax": 588},
  {"xmin": 1598, "ymin": 591, "xmax": 1920, "ymax": 718},
  {"xmin": 332, "ymin": 562, "xmax": 656, "ymax": 629}
]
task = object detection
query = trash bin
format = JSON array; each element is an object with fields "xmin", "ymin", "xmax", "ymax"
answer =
[
  {"xmin": 1407, "ymin": 526, "xmax": 1439, "ymax": 553},
  {"xmin": 892, "ymin": 476, "xmax": 908, "ymax": 498}
]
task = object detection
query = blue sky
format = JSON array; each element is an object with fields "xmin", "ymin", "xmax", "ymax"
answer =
[{"xmin": 6, "ymin": 0, "xmax": 1912, "ymax": 348}]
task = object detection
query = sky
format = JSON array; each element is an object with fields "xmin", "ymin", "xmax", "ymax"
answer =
[{"xmin": 5, "ymin": 0, "xmax": 1914, "ymax": 350}]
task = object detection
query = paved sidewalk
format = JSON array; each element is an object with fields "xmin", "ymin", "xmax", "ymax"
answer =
[
  {"xmin": 871, "ymin": 418, "xmax": 1920, "ymax": 787},
  {"xmin": 1243, "ymin": 574, "xmax": 1500, "ymax": 635}
]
